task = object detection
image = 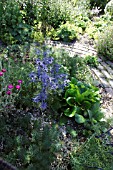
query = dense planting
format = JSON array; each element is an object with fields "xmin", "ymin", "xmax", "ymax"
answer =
[{"xmin": 0, "ymin": 0, "xmax": 113, "ymax": 169}]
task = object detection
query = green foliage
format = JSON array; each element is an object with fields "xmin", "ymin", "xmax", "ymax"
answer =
[
  {"xmin": 0, "ymin": 0, "xmax": 34, "ymax": 44},
  {"xmin": 49, "ymin": 22, "xmax": 81, "ymax": 42},
  {"xmin": 74, "ymin": 0, "xmax": 91, "ymax": 17},
  {"xmin": 46, "ymin": 0, "xmax": 74, "ymax": 29},
  {"xmin": 85, "ymin": 15, "xmax": 112, "ymax": 40},
  {"xmin": 104, "ymin": 0, "xmax": 113, "ymax": 17},
  {"xmin": 84, "ymin": 55, "xmax": 99, "ymax": 67},
  {"xmin": 71, "ymin": 135, "xmax": 113, "ymax": 170},
  {"xmin": 65, "ymin": 55, "xmax": 93, "ymax": 83},
  {"xmin": 0, "ymin": 113, "xmax": 61, "ymax": 170},
  {"xmin": 61, "ymin": 77, "xmax": 103, "ymax": 124},
  {"xmin": 52, "ymin": 50, "xmax": 93, "ymax": 84},
  {"xmin": 74, "ymin": 15, "xmax": 90, "ymax": 31},
  {"xmin": 0, "ymin": 56, "xmax": 36, "ymax": 111},
  {"xmin": 97, "ymin": 25, "xmax": 113, "ymax": 61}
]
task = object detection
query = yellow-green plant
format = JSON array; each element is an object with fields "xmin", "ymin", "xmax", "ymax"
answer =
[{"xmin": 97, "ymin": 25, "xmax": 113, "ymax": 61}]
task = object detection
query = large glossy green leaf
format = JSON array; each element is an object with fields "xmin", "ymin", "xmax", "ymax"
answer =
[
  {"xmin": 65, "ymin": 89, "xmax": 76, "ymax": 98},
  {"xmin": 66, "ymin": 97, "xmax": 76, "ymax": 106},
  {"xmin": 75, "ymin": 114, "xmax": 86, "ymax": 123},
  {"xmin": 64, "ymin": 106, "xmax": 77, "ymax": 117},
  {"xmin": 82, "ymin": 101, "xmax": 91, "ymax": 109},
  {"xmin": 71, "ymin": 77, "xmax": 77, "ymax": 84}
]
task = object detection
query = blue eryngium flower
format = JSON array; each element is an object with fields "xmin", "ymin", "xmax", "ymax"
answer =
[
  {"xmin": 29, "ymin": 72, "xmax": 37, "ymax": 82},
  {"xmin": 30, "ymin": 49, "xmax": 69, "ymax": 110}
]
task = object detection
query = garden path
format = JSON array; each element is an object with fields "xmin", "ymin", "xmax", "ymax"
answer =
[{"xmin": 46, "ymin": 35, "xmax": 113, "ymax": 120}]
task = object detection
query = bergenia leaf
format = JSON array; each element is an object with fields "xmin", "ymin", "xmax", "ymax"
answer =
[
  {"xmin": 64, "ymin": 106, "xmax": 77, "ymax": 117},
  {"xmin": 65, "ymin": 89, "xmax": 76, "ymax": 98},
  {"xmin": 75, "ymin": 114, "xmax": 86, "ymax": 123},
  {"xmin": 66, "ymin": 97, "xmax": 76, "ymax": 106},
  {"xmin": 82, "ymin": 101, "xmax": 91, "ymax": 109}
]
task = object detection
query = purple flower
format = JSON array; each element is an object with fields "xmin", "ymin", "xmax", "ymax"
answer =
[
  {"xmin": 43, "ymin": 57, "xmax": 54, "ymax": 64},
  {"xmin": 0, "ymin": 72, "xmax": 3, "ymax": 76},
  {"xmin": 36, "ymin": 49, "xmax": 41, "ymax": 55},
  {"xmin": 41, "ymin": 101, "xmax": 47, "ymax": 110},
  {"xmin": 39, "ymin": 91, "xmax": 47, "ymax": 100},
  {"xmin": 33, "ymin": 96, "xmax": 40, "ymax": 103},
  {"xmin": 29, "ymin": 72, "xmax": 37, "ymax": 82},
  {"xmin": 6, "ymin": 90, "xmax": 11, "ymax": 95},
  {"xmin": 43, "ymin": 50, "xmax": 50, "ymax": 57},
  {"xmin": 8, "ymin": 84, "xmax": 14, "ymax": 89},
  {"xmin": 18, "ymin": 80, "xmax": 22, "ymax": 84},
  {"xmin": 16, "ymin": 85, "xmax": 21, "ymax": 90},
  {"xmin": 2, "ymin": 68, "xmax": 6, "ymax": 73}
]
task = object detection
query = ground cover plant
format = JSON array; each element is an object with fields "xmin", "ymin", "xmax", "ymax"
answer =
[
  {"xmin": 0, "ymin": 0, "xmax": 113, "ymax": 169},
  {"xmin": 71, "ymin": 133, "xmax": 113, "ymax": 170}
]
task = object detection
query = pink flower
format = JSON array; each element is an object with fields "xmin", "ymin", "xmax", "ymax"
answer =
[
  {"xmin": 0, "ymin": 72, "xmax": 3, "ymax": 76},
  {"xmin": 2, "ymin": 68, "xmax": 6, "ymax": 72},
  {"xmin": 18, "ymin": 80, "xmax": 22, "ymax": 84},
  {"xmin": 8, "ymin": 84, "xmax": 14, "ymax": 89},
  {"xmin": 16, "ymin": 85, "xmax": 21, "ymax": 90},
  {"xmin": 6, "ymin": 90, "xmax": 11, "ymax": 95}
]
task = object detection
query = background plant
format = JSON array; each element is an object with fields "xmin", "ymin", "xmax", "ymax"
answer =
[
  {"xmin": 54, "ymin": 52, "xmax": 93, "ymax": 83},
  {"xmin": 48, "ymin": 22, "xmax": 82, "ymax": 42},
  {"xmin": 104, "ymin": 0, "xmax": 113, "ymax": 17},
  {"xmin": 96, "ymin": 25, "xmax": 113, "ymax": 61},
  {"xmin": 0, "ymin": 0, "xmax": 35, "ymax": 45},
  {"xmin": 84, "ymin": 55, "xmax": 99, "ymax": 67},
  {"xmin": 85, "ymin": 14, "xmax": 112, "ymax": 40}
]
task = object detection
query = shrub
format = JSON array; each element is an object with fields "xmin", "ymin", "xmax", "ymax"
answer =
[
  {"xmin": 0, "ymin": 0, "xmax": 34, "ymax": 44},
  {"xmin": 74, "ymin": 0, "xmax": 91, "ymax": 17},
  {"xmin": 96, "ymin": 25, "xmax": 113, "ymax": 61},
  {"xmin": 74, "ymin": 15, "xmax": 90, "ymax": 32},
  {"xmin": 85, "ymin": 15, "xmax": 112, "ymax": 40},
  {"xmin": 49, "ymin": 22, "xmax": 82, "ymax": 42},
  {"xmin": 84, "ymin": 55, "xmax": 99, "ymax": 67},
  {"xmin": 104, "ymin": 0, "xmax": 113, "ymax": 16},
  {"xmin": 46, "ymin": 0, "xmax": 73, "ymax": 29},
  {"xmin": 35, "ymin": 0, "xmax": 74, "ymax": 37}
]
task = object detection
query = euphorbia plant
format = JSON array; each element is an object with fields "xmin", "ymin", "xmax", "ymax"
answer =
[{"xmin": 62, "ymin": 77, "xmax": 103, "ymax": 124}]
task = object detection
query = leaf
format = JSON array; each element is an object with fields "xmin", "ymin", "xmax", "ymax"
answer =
[
  {"xmin": 87, "ymin": 110, "xmax": 93, "ymax": 120},
  {"xmin": 59, "ymin": 116, "xmax": 68, "ymax": 125},
  {"xmin": 70, "ymin": 130, "xmax": 77, "ymax": 137},
  {"xmin": 75, "ymin": 114, "xmax": 86, "ymax": 123},
  {"xmin": 66, "ymin": 97, "xmax": 76, "ymax": 106},
  {"xmin": 82, "ymin": 101, "xmax": 91, "ymax": 109},
  {"xmin": 65, "ymin": 89, "xmax": 76, "ymax": 98},
  {"xmin": 64, "ymin": 106, "xmax": 77, "ymax": 117},
  {"xmin": 71, "ymin": 77, "xmax": 77, "ymax": 84}
]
